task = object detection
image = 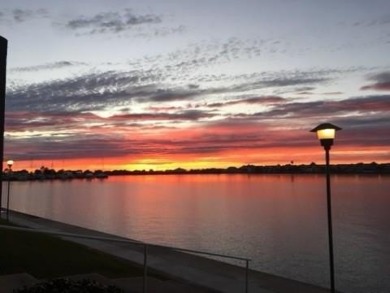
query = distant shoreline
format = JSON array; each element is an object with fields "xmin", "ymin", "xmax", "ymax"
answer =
[
  {"xmin": 109, "ymin": 162, "xmax": 390, "ymax": 176},
  {"xmin": 2, "ymin": 162, "xmax": 389, "ymax": 181}
]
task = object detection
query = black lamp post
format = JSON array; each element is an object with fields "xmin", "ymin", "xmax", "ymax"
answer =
[
  {"xmin": 310, "ymin": 123, "xmax": 341, "ymax": 293},
  {"xmin": 6, "ymin": 159, "xmax": 13, "ymax": 221}
]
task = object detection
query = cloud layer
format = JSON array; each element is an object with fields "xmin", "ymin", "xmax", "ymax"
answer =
[{"xmin": 5, "ymin": 65, "xmax": 390, "ymax": 166}]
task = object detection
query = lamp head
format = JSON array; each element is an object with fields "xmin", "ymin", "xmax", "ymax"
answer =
[
  {"xmin": 7, "ymin": 160, "xmax": 14, "ymax": 168},
  {"xmin": 310, "ymin": 123, "xmax": 342, "ymax": 150}
]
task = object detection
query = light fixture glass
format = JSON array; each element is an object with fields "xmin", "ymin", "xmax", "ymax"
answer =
[{"xmin": 316, "ymin": 128, "xmax": 336, "ymax": 140}]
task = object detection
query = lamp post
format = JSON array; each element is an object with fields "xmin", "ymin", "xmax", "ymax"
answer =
[
  {"xmin": 310, "ymin": 123, "xmax": 341, "ymax": 293},
  {"xmin": 6, "ymin": 159, "xmax": 13, "ymax": 221}
]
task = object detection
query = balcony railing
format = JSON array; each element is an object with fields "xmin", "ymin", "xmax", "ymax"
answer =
[{"xmin": 0, "ymin": 224, "xmax": 251, "ymax": 293}]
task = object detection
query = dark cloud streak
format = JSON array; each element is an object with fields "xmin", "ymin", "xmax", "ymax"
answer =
[
  {"xmin": 361, "ymin": 71, "xmax": 390, "ymax": 91},
  {"xmin": 207, "ymin": 96, "xmax": 285, "ymax": 108},
  {"xmin": 65, "ymin": 9, "xmax": 162, "ymax": 35},
  {"xmin": 248, "ymin": 95, "xmax": 390, "ymax": 119},
  {"xmin": 0, "ymin": 8, "xmax": 47, "ymax": 23},
  {"xmin": 10, "ymin": 61, "xmax": 86, "ymax": 73}
]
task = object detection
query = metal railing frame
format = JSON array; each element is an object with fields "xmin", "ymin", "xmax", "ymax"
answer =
[{"xmin": 0, "ymin": 224, "xmax": 251, "ymax": 293}]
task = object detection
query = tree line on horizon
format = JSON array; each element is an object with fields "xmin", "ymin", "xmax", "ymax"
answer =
[{"xmin": 2, "ymin": 162, "xmax": 389, "ymax": 181}]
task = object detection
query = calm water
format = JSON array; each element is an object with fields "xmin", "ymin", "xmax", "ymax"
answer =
[{"xmin": 2, "ymin": 174, "xmax": 390, "ymax": 292}]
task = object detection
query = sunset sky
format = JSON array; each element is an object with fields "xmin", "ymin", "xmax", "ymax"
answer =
[{"xmin": 1, "ymin": 0, "xmax": 389, "ymax": 171}]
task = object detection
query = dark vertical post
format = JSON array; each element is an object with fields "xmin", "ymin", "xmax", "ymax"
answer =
[
  {"xmin": 143, "ymin": 244, "xmax": 148, "ymax": 293},
  {"xmin": 245, "ymin": 259, "xmax": 249, "ymax": 293},
  {"xmin": 0, "ymin": 36, "xmax": 8, "ymax": 213},
  {"xmin": 325, "ymin": 147, "xmax": 335, "ymax": 293},
  {"xmin": 6, "ymin": 176, "xmax": 10, "ymax": 220}
]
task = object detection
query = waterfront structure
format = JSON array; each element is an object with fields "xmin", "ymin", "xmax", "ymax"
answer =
[
  {"xmin": 311, "ymin": 122, "xmax": 342, "ymax": 293},
  {"xmin": 0, "ymin": 36, "xmax": 8, "ymax": 214},
  {"xmin": 6, "ymin": 159, "xmax": 13, "ymax": 220}
]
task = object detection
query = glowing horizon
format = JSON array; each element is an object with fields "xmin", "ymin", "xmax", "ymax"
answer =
[{"xmin": 6, "ymin": 144, "xmax": 390, "ymax": 172}]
